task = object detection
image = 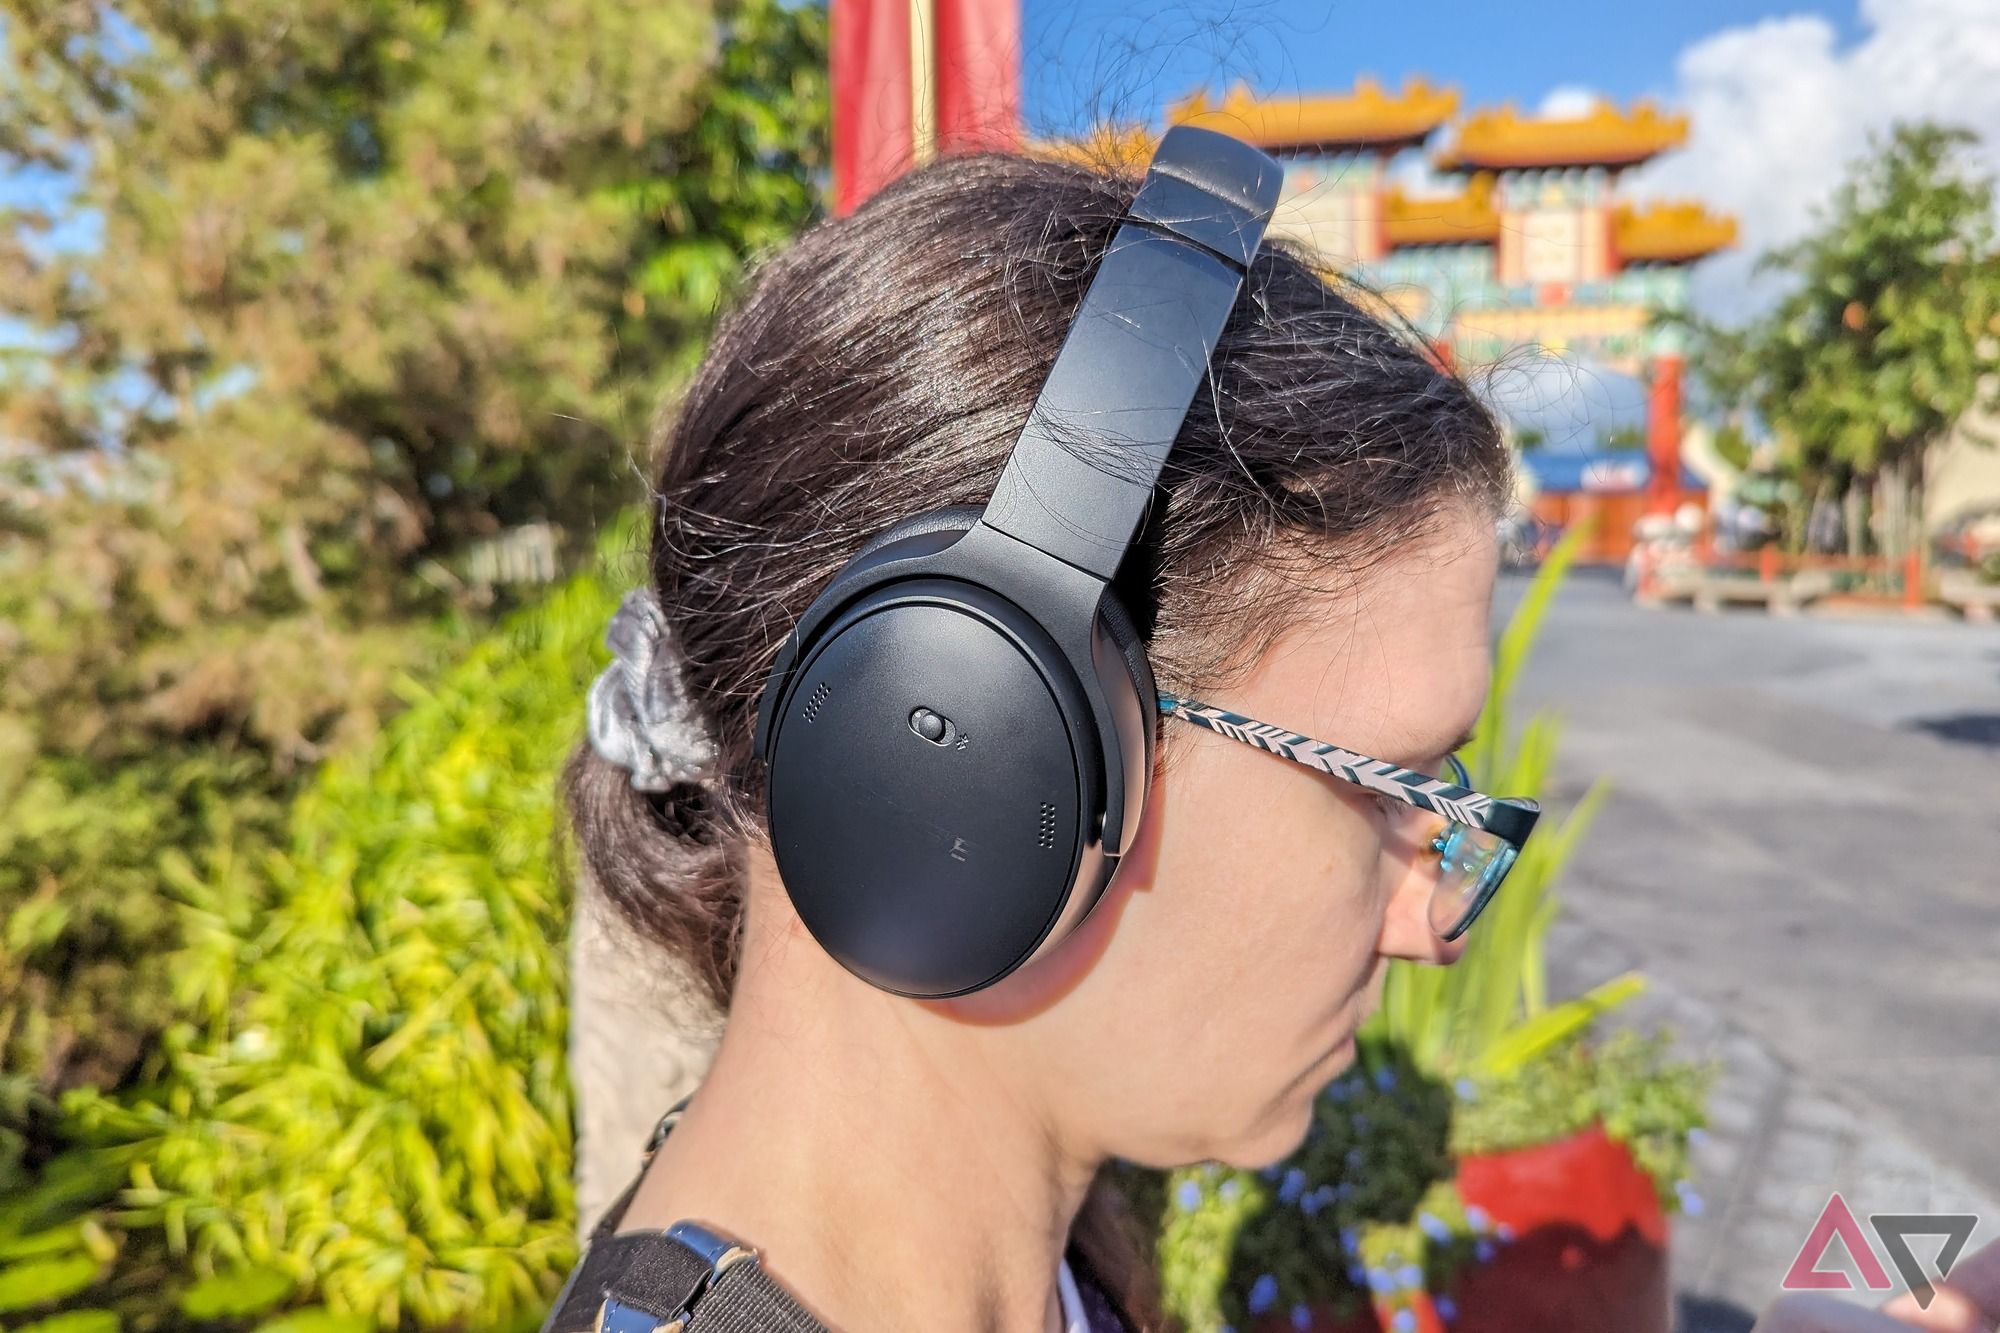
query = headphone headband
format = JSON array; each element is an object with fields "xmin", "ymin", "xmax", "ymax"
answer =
[{"xmin": 978, "ymin": 126, "xmax": 1283, "ymax": 582}]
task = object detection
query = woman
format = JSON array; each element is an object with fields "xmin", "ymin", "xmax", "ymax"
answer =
[{"xmin": 558, "ymin": 143, "xmax": 1519, "ymax": 1331}]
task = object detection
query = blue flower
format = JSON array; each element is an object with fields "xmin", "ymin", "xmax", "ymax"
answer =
[
  {"xmin": 1248, "ymin": 1273, "xmax": 1279, "ymax": 1315},
  {"xmin": 1327, "ymin": 1078, "xmax": 1352, "ymax": 1102},
  {"xmin": 1374, "ymin": 1066, "xmax": 1398, "ymax": 1091},
  {"xmin": 1464, "ymin": 1205, "xmax": 1490, "ymax": 1232},
  {"xmin": 1300, "ymin": 1187, "xmax": 1330, "ymax": 1218},
  {"xmin": 1399, "ymin": 1263, "xmax": 1423, "ymax": 1289},
  {"xmin": 1475, "ymin": 1239, "xmax": 1496, "ymax": 1263},
  {"xmin": 1348, "ymin": 1263, "xmax": 1368, "ymax": 1286},
  {"xmin": 1688, "ymin": 1127, "xmax": 1710, "ymax": 1146},
  {"xmin": 1345, "ymin": 1148, "xmax": 1365, "ymax": 1168},
  {"xmin": 1220, "ymin": 1178, "xmax": 1242, "ymax": 1203},
  {"xmin": 1279, "ymin": 1168, "xmax": 1308, "ymax": 1204},
  {"xmin": 1260, "ymin": 1164, "xmax": 1283, "ymax": 1181},
  {"xmin": 1175, "ymin": 1180, "xmax": 1202, "ymax": 1211},
  {"xmin": 1391, "ymin": 1310, "xmax": 1417, "ymax": 1332},
  {"xmin": 1675, "ymin": 1180, "xmax": 1706, "ymax": 1216},
  {"xmin": 1437, "ymin": 1296, "xmax": 1458, "ymax": 1323},
  {"xmin": 1454, "ymin": 1077, "xmax": 1478, "ymax": 1101},
  {"xmin": 1337, "ymin": 1181, "xmax": 1356, "ymax": 1200},
  {"xmin": 1418, "ymin": 1211, "xmax": 1449, "ymax": 1241},
  {"xmin": 1368, "ymin": 1267, "xmax": 1395, "ymax": 1294},
  {"xmin": 1340, "ymin": 1226, "xmax": 1361, "ymax": 1254},
  {"xmin": 1291, "ymin": 1304, "xmax": 1312, "ymax": 1330}
]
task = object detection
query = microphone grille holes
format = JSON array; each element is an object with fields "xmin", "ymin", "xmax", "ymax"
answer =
[
  {"xmin": 802, "ymin": 681, "xmax": 832, "ymax": 723},
  {"xmin": 1038, "ymin": 803, "xmax": 1057, "ymax": 850}
]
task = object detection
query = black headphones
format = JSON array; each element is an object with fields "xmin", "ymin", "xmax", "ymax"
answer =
[{"xmin": 751, "ymin": 127, "xmax": 1283, "ymax": 998}]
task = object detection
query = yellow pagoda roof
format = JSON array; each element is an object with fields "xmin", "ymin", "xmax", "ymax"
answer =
[
  {"xmin": 1168, "ymin": 76, "xmax": 1458, "ymax": 153},
  {"xmin": 1383, "ymin": 173, "xmax": 1500, "ymax": 247},
  {"xmin": 1614, "ymin": 200, "xmax": 1738, "ymax": 263},
  {"xmin": 1031, "ymin": 123, "xmax": 1157, "ymax": 174},
  {"xmin": 1437, "ymin": 97, "xmax": 1688, "ymax": 170}
]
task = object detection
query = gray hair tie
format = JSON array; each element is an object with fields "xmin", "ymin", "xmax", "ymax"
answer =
[{"xmin": 586, "ymin": 588, "xmax": 721, "ymax": 794}]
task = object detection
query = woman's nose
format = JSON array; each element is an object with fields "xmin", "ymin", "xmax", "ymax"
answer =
[{"xmin": 1378, "ymin": 872, "xmax": 1466, "ymax": 965}]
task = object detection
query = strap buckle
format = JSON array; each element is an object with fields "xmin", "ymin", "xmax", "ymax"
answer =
[{"xmin": 592, "ymin": 1221, "xmax": 760, "ymax": 1333}]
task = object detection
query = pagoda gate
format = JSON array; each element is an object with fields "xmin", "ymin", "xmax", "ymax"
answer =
[
  {"xmin": 818, "ymin": 7, "xmax": 1736, "ymax": 558},
  {"xmin": 1164, "ymin": 79, "xmax": 1736, "ymax": 552}
]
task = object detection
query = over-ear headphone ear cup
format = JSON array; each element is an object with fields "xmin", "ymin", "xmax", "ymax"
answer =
[{"xmin": 1096, "ymin": 591, "xmax": 1156, "ymax": 734}]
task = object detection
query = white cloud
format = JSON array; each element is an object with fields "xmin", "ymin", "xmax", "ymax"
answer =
[
  {"xmin": 1539, "ymin": 85, "xmax": 1600, "ymax": 119},
  {"xmin": 1630, "ymin": 0, "xmax": 2000, "ymax": 322}
]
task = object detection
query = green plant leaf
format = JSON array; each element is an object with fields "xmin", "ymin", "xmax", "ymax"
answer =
[
  {"xmin": 0, "ymin": 1254, "xmax": 101, "ymax": 1313},
  {"xmin": 11, "ymin": 1310, "xmax": 122, "ymax": 1333},
  {"xmin": 178, "ymin": 1267, "xmax": 296, "ymax": 1319},
  {"xmin": 250, "ymin": 1309, "xmax": 374, "ymax": 1333},
  {"xmin": 1479, "ymin": 972, "xmax": 1647, "ymax": 1076}
]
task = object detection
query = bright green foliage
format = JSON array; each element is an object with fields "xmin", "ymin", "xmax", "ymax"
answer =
[
  {"xmin": 616, "ymin": 0, "xmax": 830, "ymax": 379},
  {"xmin": 1452, "ymin": 1030, "xmax": 1711, "ymax": 1204},
  {"xmin": 0, "ymin": 0, "xmax": 825, "ymax": 1148},
  {"xmin": 3, "ymin": 524, "xmax": 639, "ymax": 1329},
  {"xmin": 1696, "ymin": 123, "xmax": 2000, "ymax": 558},
  {"xmin": 0, "ymin": 6, "xmax": 826, "ymax": 1321},
  {"xmin": 0, "ymin": 749, "xmax": 287, "ymax": 1107},
  {"xmin": 13, "ymin": 1312, "xmax": 124, "ymax": 1333}
]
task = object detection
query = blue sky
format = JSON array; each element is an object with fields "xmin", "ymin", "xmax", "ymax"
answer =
[
  {"xmin": 1023, "ymin": 0, "xmax": 1862, "ymax": 136},
  {"xmin": 1019, "ymin": 0, "xmax": 1925, "ymax": 440}
]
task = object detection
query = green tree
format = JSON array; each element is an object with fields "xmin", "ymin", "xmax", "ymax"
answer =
[
  {"xmin": 0, "ymin": 3, "xmax": 826, "ymax": 1320},
  {"xmin": 1596, "ymin": 423, "xmax": 1646, "ymax": 452},
  {"xmin": 1696, "ymin": 123, "xmax": 2000, "ymax": 562}
]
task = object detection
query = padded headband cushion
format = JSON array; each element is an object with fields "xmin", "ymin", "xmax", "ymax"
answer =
[{"xmin": 848, "ymin": 503, "xmax": 987, "ymax": 563}]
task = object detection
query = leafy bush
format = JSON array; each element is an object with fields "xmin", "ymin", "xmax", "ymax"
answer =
[{"xmin": 0, "ymin": 522, "xmax": 646, "ymax": 1330}]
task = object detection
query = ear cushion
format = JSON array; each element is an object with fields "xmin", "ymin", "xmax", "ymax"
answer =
[{"xmin": 1096, "ymin": 591, "xmax": 1156, "ymax": 723}]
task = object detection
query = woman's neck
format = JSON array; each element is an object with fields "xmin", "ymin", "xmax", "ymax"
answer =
[{"xmin": 615, "ymin": 915, "xmax": 1099, "ymax": 1333}]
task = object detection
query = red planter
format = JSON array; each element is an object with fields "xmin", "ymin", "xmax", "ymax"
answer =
[{"xmin": 1251, "ymin": 1125, "xmax": 1670, "ymax": 1333}]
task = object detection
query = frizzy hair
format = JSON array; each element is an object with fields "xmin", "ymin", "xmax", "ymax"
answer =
[{"xmin": 559, "ymin": 149, "xmax": 1510, "ymax": 1330}]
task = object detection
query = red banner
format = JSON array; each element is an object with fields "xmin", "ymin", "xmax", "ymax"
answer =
[{"xmin": 831, "ymin": 0, "xmax": 1020, "ymax": 216}]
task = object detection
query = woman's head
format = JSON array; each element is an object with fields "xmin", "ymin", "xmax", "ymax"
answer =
[{"xmin": 563, "ymin": 149, "xmax": 1510, "ymax": 1169}]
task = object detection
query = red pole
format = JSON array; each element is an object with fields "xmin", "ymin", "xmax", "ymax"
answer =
[
  {"xmin": 830, "ymin": 0, "xmax": 914, "ymax": 216},
  {"xmin": 935, "ymin": 0, "xmax": 1020, "ymax": 155},
  {"xmin": 1644, "ymin": 354, "xmax": 1684, "ymax": 518},
  {"xmin": 830, "ymin": 0, "xmax": 1020, "ymax": 217}
]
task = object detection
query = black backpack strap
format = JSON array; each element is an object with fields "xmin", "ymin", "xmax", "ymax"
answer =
[
  {"xmin": 543, "ymin": 1100, "xmax": 830, "ymax": 1333},
  {"xmin": 545, "ymin": 1221, "xmax": 827, "ymax": 1333}
]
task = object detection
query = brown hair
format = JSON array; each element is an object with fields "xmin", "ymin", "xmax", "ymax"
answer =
[{"xmin": 561, "ymin": 150, "xmax": 1509, "ymax": 1329}]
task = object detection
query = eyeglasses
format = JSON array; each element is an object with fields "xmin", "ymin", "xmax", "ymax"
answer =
[{"xmin": 1156, "ymin": 693, "xmax": 1541, "ymax": 941}]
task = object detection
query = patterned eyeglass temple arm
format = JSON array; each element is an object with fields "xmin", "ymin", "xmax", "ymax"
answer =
[{"xmin": 1155, "ymin": 692, "xmax": 1540, "ymax": 848}]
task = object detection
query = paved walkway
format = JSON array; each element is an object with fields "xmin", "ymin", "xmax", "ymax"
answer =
[
  {"xmin": 1508, "ymin": 574, "xmax": 2000, "ymax": 1329},
  {"xmin": 1548, "ymin": 914, "xmax": 1998, "ymax": 1331}
]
